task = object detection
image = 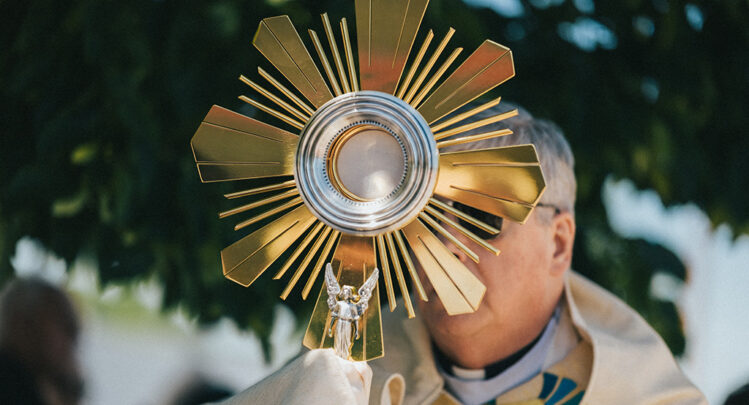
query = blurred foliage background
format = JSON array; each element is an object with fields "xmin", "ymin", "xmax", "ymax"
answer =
[{"xmin": 1, "ymin": 0, "xmax": 746, "ymax": 358}]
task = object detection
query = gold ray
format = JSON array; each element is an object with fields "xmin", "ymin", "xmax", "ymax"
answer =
[
  {"xmin": 301, "ymin": 230, "xmax": 341, "ymax": 300},
  {"xmin": 304, "ymin": 235, "xmax": 383, "ymax": 361},
  {"xmin": 280, "ymin": 226, "xmax": 333, "ymax": 300},
  {"xmin": 435, "ymin": 145, "xmax": 546, "ymax": 223},
  {"xmin": 403, "ymin": 27, "xmax": 455, "ymax": 104},
  {"xmin": 393, "ymin": 229, "xmax": 428, "ymax": 301},
  {"xmin": 220, "ymin": 204, "xmax": 317, "ymax": 287},
  {"xmin": 423, "ymin": 205, "xmax": 499, "ymax": 255},
  {"xmin": 401, "ymin": 220, "xmax": 486, "ymax": 314},
  {"xmin": 340, "ymin": 18, "xmax": 359, "ymax": 92},
  {"xmin": 411, "ymin": 47, "xmax": 463, "ymax": 108},
  {"xmin": 308, "ymin": 29, "xmax": 343, "ymax": 97},
  {"xmin": 257, "ymin": 67, "xmax": 315, "ymax": 116},
  {"xmin": 429, "ymin": 197, "xmax": 500, "ymax": 236},
  {"xmin": 239, "ymin": 75, "xmax": 309, "ymax": 122},
  {"xmin": 273, "ymin": 221, "xmax": 325, "ymax": 280},
  {"xmin": 219, "ymin": 188, "xmax": 299, "ymax": 219},
  {"xmin": 433, "ymin": 109, "xmax": 518, "ymax": 140},
  {"xmin": 418, "ymin": 40, "xmax": 515, "ymax": 123},
  {"xmin": 355, "ymin": 0, "xmax": 430, "ymax": 94},
  {"xmin": 396, "ymin": 30, "xmax": 434, "ymax": 99},
  {"xmin": 239, "ymin": 95, "xmax": 304, "ymax": 130},
  {"xmin": 430, "ymin": 97, "xmax": 501, "ymax": 133},
  {"xmin": 191, "ymin": 105, "xmax": 298, "ymax": 182},
  {"xmin": 224, "ymin": 179, "xmax": 296, "ymax": 199},
  {"xmin": 436, "ymin": 128, "xmax": 513, "ymax": 149},
  {"xmin": 418, "ymin": 211, "xmax": 480, "ymax": 262},
  {"xmin": 253, "ymin": 16, "xmax": 333, "ymax": 108},
  {"xmin": 234, "ymin": 196, "xmax": 303, "ymax": 231},
  {"xmin": 385, "ymin": 232, "xmax": 415, "ymax": 318},
  {"xmin": 376, "ymin": 235, "xmax": 397, "ymax": 312},
  {"xmin": 321, "ymin": 13, "xmax": 351, "ymax": 93}
]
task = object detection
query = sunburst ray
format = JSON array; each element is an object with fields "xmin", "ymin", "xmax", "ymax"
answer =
[
  {"xmin": 253, "ymin": 16, "xmax": 333, "ymax": 108},
  {"xmin": 281, "ymin": 226, "xmax": 333, "ymax": 299},
  {"xmin": 423, "ymin": 205, "xmax": 500, "ymax": 255},
  {"xmin": 403, "ymin": 28, "xmax": 455, "ymax": 104},
  {"xmin": 191, "ymin": 105, "xmax": 298, "ymax": 182},
  {"xmin": 355, "ymin": 0, "xmax": 430, "ymax": 94},
  {"xmin": 430, "ymin": 97, "xmax": 502, "ymax": 133},
  {"xmin": 233, "ymin": 196, "xmax": 303, "ymax": 231},
  {"xmin": 418, "ymin": 211, "xmax": 480, "ymax": 263},
  {"xmin": 396, "ymin": 29, "xmax": 434, "ymax": 99},
  {"xmin": 401, "ymin": 220, "xmax": 486, "ymax": 315},
  {"xmin": 273, "ymin": 221, "xmax": 326, "ymax": 280},
  {"xmin": 433, "ymin": 109, "xmax": 518, "ymax": 140},
  {"xmin": 257, "ymin": 67, "xmax": 316, "ymax": 116},
  {"xmin": 417, "ymin": 40, "xmax": 515, "ymax": 123},
  {"xmin": 219, "ymin": 188, "xmax": 299, "ymax": 219},
  {"xmin": 220, "ymin": 204, "xmax": 317, "ymax": 287},
  {"xmin": 224, "ymin": 179, "xmax": 296, "ymax": 200},
  {"xmin": 301, "ymin": 230, "xmax": 341, "ymax": 300},
  {"xmin": 321, "ymin": 13, "xmax": 351, "ymax": 93},
  {"xmin": 308, "ymin": 29, "xmax": 343, "ymax": 96},
  {"xmin": 340, "ymin": 18, "xmax": 359, "ymax": 92},
  {"xmin": 392, "ymin": 230, "xmax": 428, "ymax": 302},
  {"xmin": 239, "ymin": 75, "xmax": 310, "ymax": 122},
  {"xmin": 435, "ymin": 145, "xmax": 546, "ymax": 223},
  {"xmin": 376, "ymin": 235, "xmax": 397, "ymax": 312},
  {"xmin": 385, "ymin": 232, "xmax": 416, "ymax": 318},
  {"xmin": 238, "ymin": 95, "xmax": 305, "ymax": 129}
]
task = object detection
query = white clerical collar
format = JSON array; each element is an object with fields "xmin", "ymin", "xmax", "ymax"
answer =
[{"xmin": 436, "ymin": 303, "xmax": 578, "ymax": 405}]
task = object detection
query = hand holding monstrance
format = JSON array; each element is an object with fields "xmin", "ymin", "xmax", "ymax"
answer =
[{"xmin": 325, "ymin": 263, "xmax": 379, "ymax": 360}]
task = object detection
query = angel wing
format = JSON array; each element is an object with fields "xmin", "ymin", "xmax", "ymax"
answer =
[
  {"xmin": 325, "ymin": 263, "xmax": 341, "ymax": 309},
  {"xmin": 356, "ymin": 267, "xmax": 379, "ymax": 315}
]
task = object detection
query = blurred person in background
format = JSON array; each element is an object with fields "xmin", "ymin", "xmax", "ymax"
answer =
[{"xmin": 0, "ymin": 277, "xmax": 83, "ymax": 405}]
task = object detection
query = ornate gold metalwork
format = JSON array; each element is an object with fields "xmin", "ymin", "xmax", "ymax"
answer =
[
  {"xmin": 253, "ymin": 16, "xmax": 332, "ymax": 108},
  {"xmin": 301, "ymin": 230, "xmax": 341, "ymax": 299},
  {"xmin": 220, "ymin": 204, "xmax": 317, "ymax": 287},
  {"xmin": 239, "ymin": 75, "xmax": 309, "ymax": 122},
  {"xmin": 191, "ymin": 0, "xmax": 546, "ymax": 361},
  {"xmin": 191, "ymin": 105, "xmax": 298, "ymax": 182},
  {"xmin": 418, "ymin": 40, "xmax": 515, "ymax": 123},
  {"xmin": 404, "ymin": 28, "xmax": 455, "ymax": 104},
  {"xmin": 401, "ymin": 220, "xmax": 485, "ymax": 315},
  {"xmin": 396, "ymin": 30, "xmax": 434, "ymax": 99},
  {"xmin": 355, "ymin": 0, "xmax": 430, "ymax": 94},
  {"xmin": 433, "ymin": 109, "xmax": 518, "ymax": 140},
  {"xmin": 257, "ymin": 67, "xmax": 316, "ymax": 116},
  {"xmin": 321, "ymin": 13, "xmax": 350, "ymax": 94},
  {"xmin": 430, "ymin": 97, "xmax": 502, "ymax": 133},
  {"xmin": 224, "ymin": 179, "xmax": 296, "ymax": 200},
  {"xmin": 376, "ymin": 235, "xmax": 397, "ymax": 312},
  {"xmin": 435, "ymin": 145, "xmax": 546, "ymax": 223},
  {"xmin": 308, "ymin": 30, "xmax": 343, "ymax": 97}
]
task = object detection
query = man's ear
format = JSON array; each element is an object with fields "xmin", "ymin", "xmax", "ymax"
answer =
[{"xmin": 550, "ymin": 212, "xmax": 575, "ymax": 276}]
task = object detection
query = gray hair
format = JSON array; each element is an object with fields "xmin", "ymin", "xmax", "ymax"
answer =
[{"xmin": 443, "ymin": 102, "xmax": 576, "ymax": 219}]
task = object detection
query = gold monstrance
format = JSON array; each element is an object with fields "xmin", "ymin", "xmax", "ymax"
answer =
[{"xmin": 191, "ymin": 0, "xmax": 546, "ymax": 361}]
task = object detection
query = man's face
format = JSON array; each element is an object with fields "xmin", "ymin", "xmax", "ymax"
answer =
[{"xmin": 416, "ymin": 208, "xmax": 570, "ymax": 357}]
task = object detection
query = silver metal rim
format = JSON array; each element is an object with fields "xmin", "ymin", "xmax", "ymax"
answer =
[{"xmin": 295, "ymin": 91, "xmax": 438, "ymax": 236}]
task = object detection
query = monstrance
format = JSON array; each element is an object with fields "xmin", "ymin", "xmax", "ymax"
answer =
[{"xmin": 190, "ymin": 0, "xmax": 546, "ymax": 361}]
